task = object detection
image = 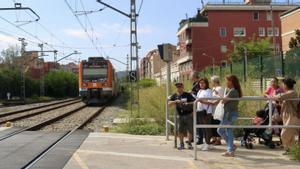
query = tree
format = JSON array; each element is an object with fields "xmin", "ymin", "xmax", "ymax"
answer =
[
  {"xmin": 230, "ymin": 37, "xmax": 272, "ymax": 62},
  {"xmin": 286, "ymin": 29, "xmax": 300, "ymax": 78},
  {"xmin": 0, "ymin": 45, "xmax": 20, "ymax": 69},
  {"xmin": 45, "ymin": 70, "xmax": 78, "ymax": 98},
  {"xmin": 288, "ymin": 29, "xmax": 300, "ymax": 49}
]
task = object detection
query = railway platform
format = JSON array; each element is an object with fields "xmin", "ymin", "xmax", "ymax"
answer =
[{"xmin": 63, "ymin": 133, "xmax": 300, "ymax": 169}]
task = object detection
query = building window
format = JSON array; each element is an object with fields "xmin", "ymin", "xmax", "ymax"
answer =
[
  {"xmin": 233, "ymin": 27, "xmax": 246, "ymax": 37},
  {"xmin": 267, "ymin": 27, "xmax": 279, "ymax": 37},
  {"xmin": 266, "ymin": 12, "xmax": 272, "ymax": 21},
  {"xmin": 259, "ymin": 27, "xmax": 265, "ymax": 37},
  {"xmin": 253, "ymin": 11, "xmax": 259, "ymax": 21},
  {"xmin": 219, "ymin": 27, "xmax": 227, "ymax": 37},
  {"xmin": 221, "ymin": 45, "xmax": 227, "ymax": 53}
]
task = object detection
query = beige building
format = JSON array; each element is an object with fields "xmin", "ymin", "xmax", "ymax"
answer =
[
  {"xmin": 140, "ymin": 49, "xmax": 165, "ymax": 79},
  {"xmin": 140, "ymin": 46, "xmax": 182, "ymax": 85},
  {"xmin": 281, "ymin": 6, "xmax": 300, "ymax": 53}
]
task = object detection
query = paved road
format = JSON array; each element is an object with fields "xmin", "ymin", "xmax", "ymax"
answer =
[{"xmin": 64, "ymin": 133, "xmax": 300, "ymax": 169}]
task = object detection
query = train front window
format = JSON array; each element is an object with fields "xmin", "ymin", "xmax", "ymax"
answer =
[{"xmin": 83, "ymin": 67, "xmax": 108, "ymax": 80}]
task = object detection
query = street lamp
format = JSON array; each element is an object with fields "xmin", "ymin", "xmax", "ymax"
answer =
[{"xmin": 203, "ymin": 53, "xmax": 215, "ymax": 75}]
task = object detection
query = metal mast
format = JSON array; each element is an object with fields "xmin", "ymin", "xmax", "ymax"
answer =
[
  {"xmin": 130, "ymin": 0, "xmax": 140, "ymax": 115},
  {"xmin": 96, "ymin": 0, "xmax": 140, "ymax": 115},
  {"xmin": 38, "ymin": 43, "xmax": 45, "ymax": 96},
  {"xmin": 19, "ymin": 38, "xmax": 27, "ymax": 101}
]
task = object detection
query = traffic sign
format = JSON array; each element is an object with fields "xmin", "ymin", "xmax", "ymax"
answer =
[{"xmin": 129, "ymin": 71, "xmax": 137, "ymax": 82}]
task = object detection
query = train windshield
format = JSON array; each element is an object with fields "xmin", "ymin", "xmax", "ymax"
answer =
[{"xmin": 83, "ymin": 66, "xmax": 108, "ymax": 80}]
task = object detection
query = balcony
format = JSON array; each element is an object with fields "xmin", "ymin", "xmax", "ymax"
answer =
[
  {"xmin": 185, "ymin": 38, "xmax": 192, "ymax": 45},
  {"xmin": 177, "ymin": 53, "xmax": 192, "ymax": 65}
]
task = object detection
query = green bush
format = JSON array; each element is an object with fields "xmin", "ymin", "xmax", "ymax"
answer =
[
  {"xmin": 290, "ymin": 143, "xmax": 300, "ymax": 161},
  {"xmin": 115, "ymin": 120, "xmax": 165, "ymax": 135},
  {"xmin": 139, "ymin": 79, "xmax": 157, "ymax": 88},
  {"xmin": 45, "ymin": 70, "xmax": 78, "ymax": 98}
]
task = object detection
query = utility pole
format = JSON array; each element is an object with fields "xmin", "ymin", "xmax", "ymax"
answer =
[
  {"xmin": 19, "ymin": 38, "xmax": 27, "ymax": 101},
  {"xmin": 38, "ymin": 43, "xmax": 45, "ymax": 96},
  {"xmin": 270, "ymin": 4, "xmax": 279, "ymax": 76},
  {"xmin": 244, "ymin": 47, "xmax": 248, "ymax": 83},
  {"xmin": 97, "ymin": 0, "xmax": 140, "ymax": 116},
  {"xmin": 126, "ymin": 54, "xmax": 129, "ymax": 72}
]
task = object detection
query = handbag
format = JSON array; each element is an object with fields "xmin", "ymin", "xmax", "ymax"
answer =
[
  {"xmin": 213, "ymin": 88, "xmax": 229, "ymax": 121},
  {"xmin": 213, "ymin": 102, "xmax": 224, "ymax": 121}
]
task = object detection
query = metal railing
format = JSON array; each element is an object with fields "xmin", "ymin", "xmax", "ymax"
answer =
[
  {"xmin": 166, "ymin": 97, "xmax": 179, "ymax": 148},
  {"xmin": 192, "ymin": 96, "xmax": 300, "ymax": 160}
]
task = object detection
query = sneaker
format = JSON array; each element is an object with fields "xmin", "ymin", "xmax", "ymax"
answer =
[
  {"xmin": 178, "ymin": 143, "xmax": 185, "ymax": 150},
  {"xmin": 201, "ymin": 143, "xmax": 209, "ymax": 151},
  {"xmin": 187, "ymin": 142, "xmax": 193, "ymax": 150}
]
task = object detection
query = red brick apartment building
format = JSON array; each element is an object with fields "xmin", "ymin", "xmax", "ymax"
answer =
[{"xmin": 177, "ymin": 0, "xmax": 297, "ymax": 80}]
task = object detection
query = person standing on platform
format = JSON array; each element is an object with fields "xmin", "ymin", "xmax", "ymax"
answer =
[{"xmin": 168, "ymin": 83, "xmax": 195, "ymax": 150}]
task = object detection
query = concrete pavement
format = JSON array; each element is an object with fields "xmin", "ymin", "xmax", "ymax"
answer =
[{"xmin": 63, "ymin": 133, "xmax": 300, "ymax": 169}]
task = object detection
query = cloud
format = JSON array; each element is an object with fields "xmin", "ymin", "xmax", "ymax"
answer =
[
  {"xmin": 0, "ymin": 34, "xmax": 19, "ymax": 49},
  {"xmin": 64, "ymin": 29, "xmax": 102, "ymax": 39},
  {"xmin": 0, "ymin": 34, "xmax": 18, "ymax": 44}
]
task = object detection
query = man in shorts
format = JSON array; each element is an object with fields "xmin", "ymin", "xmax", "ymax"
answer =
[{"xmin": 169, "ymin": 83, "xmax": 195, "ymax": 150}]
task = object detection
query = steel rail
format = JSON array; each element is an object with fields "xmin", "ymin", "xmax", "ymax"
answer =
[
  {"xmin": 0, "ymin": 98, "xmax": 79, "ymax": 118},
  {"xmin": 0, "ymin": 100, "xmax": 82, "ymax": 125},
  {"xmin": 21, "ymin": 106, "xmax": 106, "ymax": 169},
  {"xmin": 0, "ymin": 104, "xmax": 86, "ymax": 141}
]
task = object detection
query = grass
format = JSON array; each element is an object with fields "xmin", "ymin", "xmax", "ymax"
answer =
[
  {"xmin": 289, "ymin": 143, "xmax": 300, "ymax": 161},
  {"xmin": 115, "ymin": 78, "xmax": 300, "ymax": 136},
  {"xmin": 114, "ymin": 119, "xmax": 165, "ymax": 135}
]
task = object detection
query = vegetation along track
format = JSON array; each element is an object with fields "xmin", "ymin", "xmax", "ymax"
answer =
[{"xmin": 0, "ymin": 99, "xmax": 81, "ymax": 126}]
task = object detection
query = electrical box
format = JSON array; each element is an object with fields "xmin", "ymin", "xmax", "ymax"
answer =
[{"xmin": 158, "ymin": 43, "xmax": 173, "ymax": 62}]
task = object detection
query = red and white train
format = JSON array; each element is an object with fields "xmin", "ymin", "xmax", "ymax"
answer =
[{"xmin": 79, "ymin": 57, "xmax": 118, "ymax": 104}]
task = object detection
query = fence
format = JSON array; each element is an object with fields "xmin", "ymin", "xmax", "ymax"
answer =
[
  {"xmin": 201, "ymin": 54, "xmax": 300, "ymax": 84},
  {"xmin": 166, "ymin": 96, "xmax": 300, "ymax": 160}
]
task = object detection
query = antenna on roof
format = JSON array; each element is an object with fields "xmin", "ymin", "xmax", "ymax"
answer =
[{"xmin": 185, "ymin": 13, "xmax": 188, "ymax": 19}]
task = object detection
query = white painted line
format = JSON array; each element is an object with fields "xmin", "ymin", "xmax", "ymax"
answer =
[
  {"xmin": 77, "ymin": 149, "xmax": 192, "ymax": 162},
  {"xmin": 73, "ymin": 152, "xmax": 90, "ymax": 169},
  {"xmin": 88, "ymin": 134, "xmax": 167, "ymax": 141}
]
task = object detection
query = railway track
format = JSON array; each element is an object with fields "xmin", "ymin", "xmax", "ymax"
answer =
[
  {"xmin": 0, "ymin": 105, "xmax": 106, "ymax": 169},
  {"xmin": 0, "ymin": 99, "xmax": 82, "ymax": 127},
  {"xmin": 0, "ymin": 98, "xmax": 80, "ymax": 118}
]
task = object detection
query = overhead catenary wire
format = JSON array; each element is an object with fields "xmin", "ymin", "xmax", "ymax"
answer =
[
  {"xmin": 78, "ymin": 0, "xmax": 106, "ymax": 56},
  {"xmin": 0, "ymin": 16, "xmax": 68, "ymax": 56},
  {"xmin": 137, "ymin": 0, "xmax": 144, "ymax": 16},
  {"xmin": 64, "ymin": 0, "xmax": 102, "ymax": 56}
]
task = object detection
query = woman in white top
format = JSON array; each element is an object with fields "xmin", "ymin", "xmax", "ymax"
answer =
[
  {"xmin": 196, "ymin": 77, "xmax": 213, "ymax": 151},
  {"xmin": 210, "ymin": 75, "xmax": 225, "ymax": 145}
]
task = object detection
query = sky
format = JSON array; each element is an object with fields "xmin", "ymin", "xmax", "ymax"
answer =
[{"xmin": 0, "ymin": 0, "xmax": 203, "ymax": 71}]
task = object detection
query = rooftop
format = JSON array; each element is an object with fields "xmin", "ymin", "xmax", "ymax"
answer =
[
  {"xmin": 200, "ymin": 4, "xmax": 299, "ymax": 14},
  {"xmin": 281, "ymin": 6, "xmax": 300, "ymax": 17},
  {"xmin": 178, "ymin": 13, "xmax": 208, "ymax": 31}
]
